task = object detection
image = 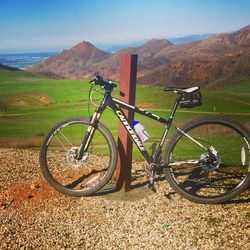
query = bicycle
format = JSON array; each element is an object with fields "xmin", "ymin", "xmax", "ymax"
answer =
[{"xmin": 40, "ymin": 73, "xmax": 250, "ymax": 204}]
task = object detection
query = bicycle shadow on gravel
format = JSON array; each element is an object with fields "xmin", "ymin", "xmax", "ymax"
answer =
[
  {"xmin": 93, "ymin": 183, "xmax": 250, "ymax": 204},
  {"xmin": 94, "ymin": 172, "xmax": 250, "ymax": 204}
]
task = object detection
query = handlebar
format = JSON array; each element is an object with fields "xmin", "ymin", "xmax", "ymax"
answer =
[{"xmin": 89, "ymin": 73, "xmax": 117, "ymax": 92}]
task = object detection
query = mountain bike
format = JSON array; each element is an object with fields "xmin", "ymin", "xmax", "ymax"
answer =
[{"xmin": 40, "ymin": 73, "xmax": 250, "ymax": 204}]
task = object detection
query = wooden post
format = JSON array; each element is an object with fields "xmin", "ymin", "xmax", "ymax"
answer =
[{"xmin": 115, "ymin": 54, "xmax": 138, "ymax": 191}]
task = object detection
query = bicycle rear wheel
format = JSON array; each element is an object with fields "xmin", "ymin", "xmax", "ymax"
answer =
[
  {"xmin": 164, "ymin": 116, "xmax": 250, "ymax": 204},
  {"xmin": 40, "ymin": 116, "xmax": 117, "ymax": 196}
]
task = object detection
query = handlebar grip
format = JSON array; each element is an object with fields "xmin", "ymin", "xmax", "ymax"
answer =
[{"xmin": 88, "ymin": 74, "xmax": 117, "ymax": 91}]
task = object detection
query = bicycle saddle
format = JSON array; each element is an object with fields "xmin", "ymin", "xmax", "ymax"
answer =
[{"xmin": 164, "ymin": 86, "xmax": 200, "ymax": 94}]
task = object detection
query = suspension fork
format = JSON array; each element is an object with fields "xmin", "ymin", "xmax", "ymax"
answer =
[
  {"xmin": 77, "ymin": 92, "xmax": 111, "ymax": 160},
  {"xmin": 77, "ymin": 109, "xmax": 102, "ymax": 160}
]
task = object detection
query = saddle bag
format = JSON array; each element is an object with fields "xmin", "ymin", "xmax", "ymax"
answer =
[{"xmin": 180, "ymin": 91, "xmax": 202, "ymax": 108}]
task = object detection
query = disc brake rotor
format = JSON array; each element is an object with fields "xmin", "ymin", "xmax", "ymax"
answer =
[
  {"xmin": 199, "ymin": 151, "xmax": 221, "ymax": 171},
  {"xmin": 66, "ymin": 147, "xmax": 89, "ymax": 169}
]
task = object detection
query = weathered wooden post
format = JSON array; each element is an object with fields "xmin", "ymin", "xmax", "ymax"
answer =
[{"xmin": 115, "ymin": 54, "xmax": 138, "ymax": 191}]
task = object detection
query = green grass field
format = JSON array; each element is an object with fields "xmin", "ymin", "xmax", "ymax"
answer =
[{"xmin": 0, "ymin": 69, "xmax": 249, "ymax": 158}]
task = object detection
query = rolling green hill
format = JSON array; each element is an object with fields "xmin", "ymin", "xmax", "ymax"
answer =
[{"xmin": 0, "ymin": 69, "xmax": 249, "ymax": 158}]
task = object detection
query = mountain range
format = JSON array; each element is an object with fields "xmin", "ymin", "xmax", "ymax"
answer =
[
  {"xmin": 96, "ymin": 34, "xmax": 212, "ymax": 52},
  {"xmin": 27, "ymin": 25, "xmax": 250, "ymax": 88}
]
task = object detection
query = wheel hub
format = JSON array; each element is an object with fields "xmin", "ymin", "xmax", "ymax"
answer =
[
  {"xmin": 66, "ymin": 147, "xmax": 88, "ymax": 169},
  {"xmin": 199, "ymin": 147, "xmax": 221, "ymax": 171}
]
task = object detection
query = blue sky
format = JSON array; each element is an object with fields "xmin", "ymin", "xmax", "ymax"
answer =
[{"xmin": 0, "ymin": 0, "xmax": 250, "ymax": 53}]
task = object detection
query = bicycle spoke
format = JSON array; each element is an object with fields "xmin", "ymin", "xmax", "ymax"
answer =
[
  {"xmin": 55, "ymin": 135, "xmax": 69, "ymax": 152},
  {"xmin": 59, "ymin": 130, "xmax": 74, "ymax": 147}
]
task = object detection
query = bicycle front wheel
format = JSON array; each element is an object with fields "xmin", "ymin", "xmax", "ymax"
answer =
[
  {"xmin": 40, "ymin": 116, "xmax": 117, "ymax": 196},
  {"xmin": 164, "ymin": 116, "xmax": 250, "ymax": 204}
]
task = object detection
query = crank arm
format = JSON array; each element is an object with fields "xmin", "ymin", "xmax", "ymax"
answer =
[{"xmin": 147, "ymin": 166, "xmax": 156, "ymax": 192}]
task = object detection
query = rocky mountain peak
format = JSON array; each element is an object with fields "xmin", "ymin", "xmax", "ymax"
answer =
[
  {"xmin": 195, "ymin": 33, "xmax": 236, "ymax": 52},
  {"xmin": 233, "ymin": 24, "xmax": 250, "ymax": 46},
  {"xmin": 142, "ymin": 38, "xmax": 172, "ymax": 46},
  {"xmin": 71, "ymin": 41, "xmax": 97, "ymax": 51},
  {"xmin": 139, "ymin": 38, "xmax": 172, "ymax": 52}
]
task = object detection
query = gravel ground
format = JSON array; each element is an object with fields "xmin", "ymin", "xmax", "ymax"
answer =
[{"xmin": 0, "ymin": 148, "xmax": 249, "ymax": 250}]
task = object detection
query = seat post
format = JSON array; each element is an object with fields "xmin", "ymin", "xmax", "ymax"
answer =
[
  {"xmin": 156, "ymin": 93, "xmax": 182, "ymax": 152},
  {"xmin": 169, "ymin": 93, "xmax": 182, "ymax": 120}
]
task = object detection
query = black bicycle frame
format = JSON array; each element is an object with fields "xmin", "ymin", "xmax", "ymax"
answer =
[{"xmin": 78, "ymin": 91, "xmax": 207, "ymax": 163}]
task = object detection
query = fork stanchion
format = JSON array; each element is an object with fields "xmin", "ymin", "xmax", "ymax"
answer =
[{"xmin": 115, "ymin": 54, "xmax": 138, "ymax": 191}]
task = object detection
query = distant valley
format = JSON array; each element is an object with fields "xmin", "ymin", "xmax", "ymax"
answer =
[
  {"xmin": 0, "ymin": 52, "xmax": 57, "ymax": 70},
  {"xmin": 25, "ymin": 25, "xmax": 250, "ymax": 88}
]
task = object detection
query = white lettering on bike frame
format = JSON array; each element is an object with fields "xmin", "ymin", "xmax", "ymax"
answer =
[{"xmin": 116, "ymin": 110, "xmax": 145, "ymax": 151}]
